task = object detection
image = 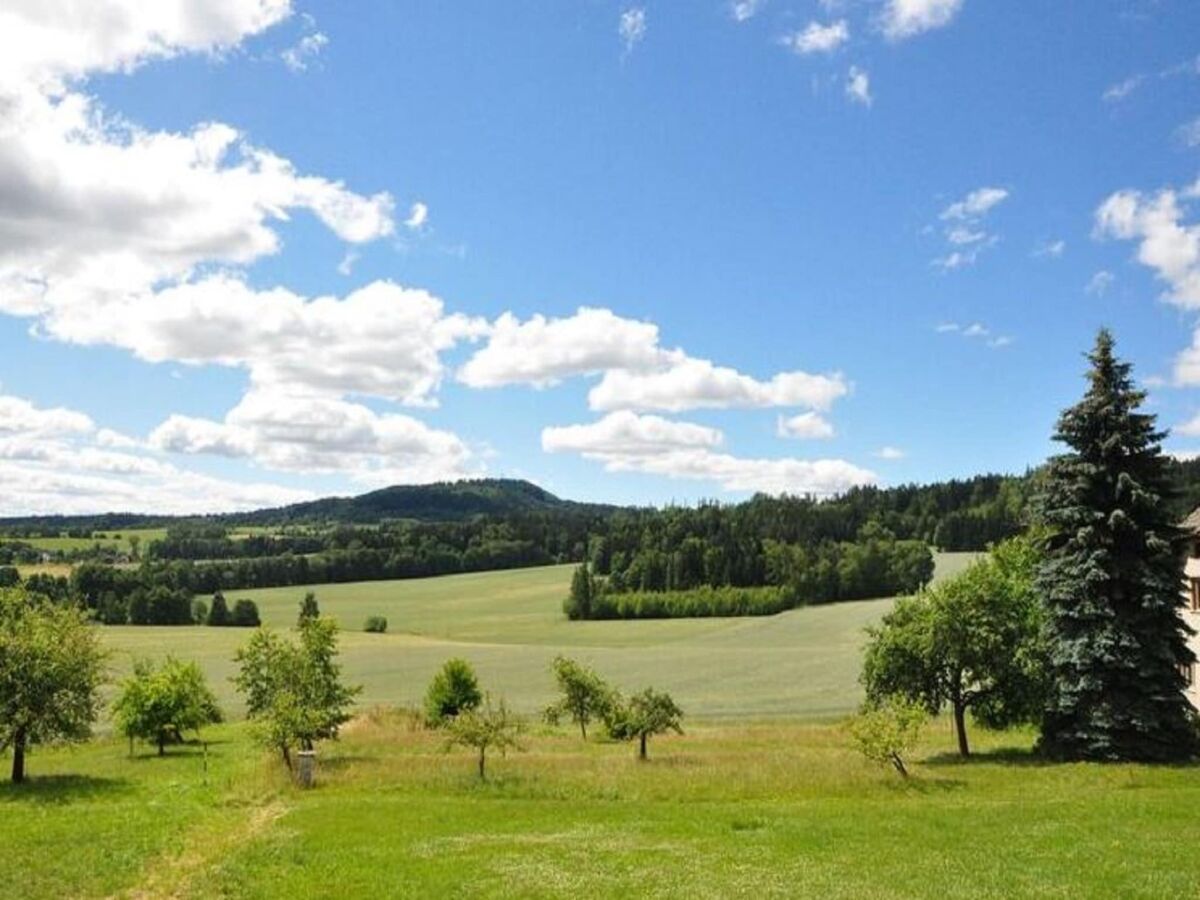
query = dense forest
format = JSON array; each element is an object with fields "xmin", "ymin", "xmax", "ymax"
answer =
[{"xmin": 7, "ymin": 460, "xmax": 1200, "ymax": 625}]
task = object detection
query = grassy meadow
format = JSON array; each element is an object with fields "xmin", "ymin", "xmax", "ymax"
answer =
[
  {"xmin": 98, "ymin": 555, "xmax": 975, "ymax": 720},
  {"xmin": 7, "ymin": 715, "xmax": 1200, "ymax": 899}
]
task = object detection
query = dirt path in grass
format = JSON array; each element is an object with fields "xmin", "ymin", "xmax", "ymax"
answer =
[{"xmin": 116, "ymin": 799, "xmax": 288, "ymax": 900}]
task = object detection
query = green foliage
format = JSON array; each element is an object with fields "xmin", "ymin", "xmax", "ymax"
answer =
[
  {"xmin": 1035, "ymin": 329, "xmax": 1197, "ymax": 762},
  {"xmin": 233, "ymin": 617, "xmax": 361, "ymax": 767},
  {"xmin": 363, "ymin": 615, "xmax": 388, "ymax": 633},
  {"xmin": 562, "ymin": 563, "xmax": 594, "ymax": 620},
  {"xmin": 207, "ymin": 592, "xmax": 230, "ymax": 626},
  {"xmin": 862, "ymin": 536, "xmax": 1046, "ymax": 756},
  {"xmin": 424, "ymin": 658, "xmax": 482, "ymax": 727},
  {"xmin": 0, "ymin": 587, "xmax": 105, "ymax": 782},
  {"xmin": 543, "ymin": 656, "xmax": 614, "ymax": 739},
  {"xmin": 231, "ymin": 599, "xmax": 261, "ymax": 627},
  {"xmin": 0, "ymin": 566, "xmax": 19, "ymax": 588},
  {"xmin": 589, "ymin": 585, "xmax": 793, "ymax": 619},
  {"xmin": 191, "ymin": 598, "xmax": 208, "ymax": 624},
  {"xmin": 442, "ymin": 695, "xmax": 526, "ymax": 779},
  {"xmin": 846, "ymin": 697, "xmax": 927, "ymax": 778},
  {"xmin": 606, "ymin": 687, "xmax": 684, "ymax": 759},
  {"xmin": 298, "ymin": 591, "xmax": 320, "ymax": 626},
  {"xmin": 111, "ymin": 657, "xmax": 221, "ymax": 755}
]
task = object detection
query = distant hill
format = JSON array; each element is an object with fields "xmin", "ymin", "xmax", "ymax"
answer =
[{"xmin": 0, "ymin": 478, "xmax": 622, "ymax": 531}]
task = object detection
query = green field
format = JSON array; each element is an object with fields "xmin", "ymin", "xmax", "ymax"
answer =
[
  {"xmin": 99, "ymin": 556, "xmax": 975, "ymax": 721},
  {"xmin": 2, "ymin": 527, "xmax": 166, "ymax": 554},
  {"xmin": 7, "ymin": 716, "xmax": 1200, "ymax": 899},
  {"xmin": 11, "ymin": 552, "xmax": 1200, "ymax": 898}
]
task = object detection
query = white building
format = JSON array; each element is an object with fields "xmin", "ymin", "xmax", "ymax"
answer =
[{"xmin": 1182, "ymin": 508, "xmax": 1200, "ymax": 709}]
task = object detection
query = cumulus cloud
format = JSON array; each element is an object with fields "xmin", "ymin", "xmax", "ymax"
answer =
[
  {"xmin": 783, "ymin": 21, "xmax": 850, "ymax": 55},
  {"xmin": 875, "ymin": 446, "xmax": 905, "ymax": 460},
  {"xmin": 619, "ymin": 8, "xmax": 646, "ymax": 55},
  {"xmin": 880, "ymin": 0, "xmax": 965, "ymax": 41},
  {"xmin": 1094, "ymin": 181, "xmax": 1200, "ymax": 307},
  {"xmin": 150, "ymin": 386, "xmax": 476, "ymax": 484},
  {"xmin": 542, "ymin": 411, "xmax": 723, "ymax": 457},
  {"xmin": 0, "ymin": 389, "xmax": 313, "ymax": 515},
  {"xmin": 777, "ymin": 412, "xmax": 835, "ymax": 440},
  {"xmin": 405, "ymin": 201, "xmax": 429, "ymax": 230},
  {"xmin": 543, "ymin": 413, "xmax": 873, "ymax": 496},
  {"xmin": 845, "ymin": 66, "xmax": 872, "ymax": 106},
  {"xmin": 935, "ymin": 321, "xmax": 1012, "ymax": 349},
  {"xmin": 589, "ymin": 358, "xmax": 849, "ymax": 413}
]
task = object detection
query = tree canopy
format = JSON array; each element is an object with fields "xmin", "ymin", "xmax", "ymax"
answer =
[
  {"xmin": 0, "ymin": 587, "xmax": 105, "ymax": 782},
  {"xmin": 112, "ymin": 656, "xmax": 221, "ymax": 755},
  {"xmin": 1035, "ymin": 329, "xmax": 1197, "ymax": 762}
]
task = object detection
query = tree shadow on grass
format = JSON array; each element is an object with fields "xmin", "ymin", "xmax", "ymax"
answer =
[
  {"xmin": 922, "ymin": 747, "xmax": 1049, "ymax": 768},
  {"xmin": 0, "ymin": 774, "xmax": 133, "ymax": 805}
]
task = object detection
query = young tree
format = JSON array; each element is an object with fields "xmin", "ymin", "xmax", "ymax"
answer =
[
  {"xmin": 0, "ymin": 588, "xmax": 106, "ymax": 783},
  {"xmin": 563, "ymin": 563, "xmax": 594, "ymax": 620},
  {"xmin": 543, "ymin": 655, "xmax": 613, "ymax": 739},
  {"xmin": 112, "ymin": 657, "xmax": 222, "ymax": 756},
  {"xmin": 297, "ymin": 591, "xmax": 320, "ymax": 626},
  {"xmin": 847, "ymin": 697, "xmax": 927, "ymax": 778},
  {"xmin": 364, "ymin": 615, "xmax": 388, "ymax": 633},
  {"xmin": 233, "ymin": 617, "xmax": 360, "ymax": 769},
  {"xmin": 424, "ymin": 658, "xmax": 483, "ymax": 727},
  {"xmin": 1035, "ymin": 329, "xmax": 1197, "ymax": 762},
  {"xmin": 606, "ymin": 687, "xmax": 684, "ymax": 760},
  {"xmin": 443, "ymin": 695, "xmax": 525, "ymax": 779},
  {"xmin": 862, "ymin": 536, "xmax": 1046, "ymax": 757},
  {"xmin": 207, "ymin": 592, "xmax": 230, "ymax": 627}
]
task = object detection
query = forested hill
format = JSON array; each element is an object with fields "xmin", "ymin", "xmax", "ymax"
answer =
[{"xmin": 0, "ymin": 479, "xmax": 619, "ymax": 531}]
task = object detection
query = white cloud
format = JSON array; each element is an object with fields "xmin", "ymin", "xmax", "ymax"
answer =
[
  {"xmin": 337, "ymin": 250, "xmax": 359, "ymax": 276},
  {"xmin": 0, "ymin": 389, "xmax": 313, "ymax": 515},
  {"xmin": 459, "ymin": 307, "xmax": 666, "ymax": 388},
  {"xmin": 619, "ymin": 8, "xmax": 646, "ymax": 55},
  {"xmin": 1102, "ymin": 74, "xmax": 1145, "ymax": 103},
  {"xmin": 1085, "ymin": 270, "xmax": 1115, "ymax": 296},
  {"xmin": 941, "ymin": 187, "xmax": 1008, "ymax": 221},
  {"xmin": 150, "ymin": 385, "xmax": 476, "ymax": 484},
  {"xmin": 1034, "ymin": 239, "xmax": 1066, "ymax": 258},
  {"xmin": 962, "ymin": 322, "xmax": 988, "ymax": 337},
  {"xmin": 589, "ymin": 358, "xmax": 849, "ymax": 413},
  {"xmin": 783, "ymin": 21, "xmax": 850, "ymax": 55},
  {"xmin": 880, "ymin": 0, "xmax": 964, "ymax": 41},
  {"xmin": 936, "ymin": 321, "xmax": 1012, "ymax": 349},
  {"xmin": 1175, "ymin": 413, "xmax": 1200, "ymax": 438},
  {"xmin": 845, "ymin": 66, "xmax": 872, "ymax": 106},
  {"xmin": 777, "ymin": 412, "xmax": 835, "ymax": 440},
  {"xmin": 460, "ymin": 308, "xmax": 849, "ymax": 413},
  {"xmin": 875, "ymin": 446, "xmax": 905, "ymax": 460},
  {"xmin": 1178, "ymin": 117, "xmax": 1200, "ymax": 148},
  {"xmin": 543, "ymin": 412, "xmax": 873, "ymax": 496},
  {"xmin": 932, "ymin": 186, "xmax": 1008, "ymax": 269},
  {"xmin": 281, "ymin": 30, "xmax": 328, "ymax": 73},
  {"xmin": 1095, "ymin": 182, "xmax": 1200, "ymax": 307},
  {"xmin": 405, "ymin": 201, "xmax": 429, "ymax": 230},
  {"xmin": 731, "ymin": 0, "xmax": 765, "ymax": 22},
  {"xmin": 935, "ymin": 322, "xmax": 960, "ymax": 333},
  {"xmin": 0, "ymin": 0, "xmax": 293, "ymax": 91},
  {"xmin": 542, "ymin": 411, "xmax": 723, "ymax": 457}
]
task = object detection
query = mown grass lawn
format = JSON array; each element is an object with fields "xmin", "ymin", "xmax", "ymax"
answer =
[{"xmin": 6, "ymin": 716, "xmax": 1200, "ymax": 899}]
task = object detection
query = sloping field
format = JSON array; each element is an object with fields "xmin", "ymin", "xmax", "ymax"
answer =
[{"xmin": 100, "ymin": 554, "xmax": 976, "ymax": 721}]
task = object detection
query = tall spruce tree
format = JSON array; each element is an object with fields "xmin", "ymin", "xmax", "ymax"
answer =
[{"xmin": 1036, "ymin": 329, "xmax": 1197, "ymax": 761}]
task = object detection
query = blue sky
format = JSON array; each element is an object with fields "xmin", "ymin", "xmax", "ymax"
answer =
[{"xmin": 1, "ymin": 0, "xmax": 1199, "ymax": 513}]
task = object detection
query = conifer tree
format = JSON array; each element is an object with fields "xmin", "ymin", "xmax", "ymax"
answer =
[{"xmin": 1036, "ymin": 329, "xmax": 1197, "ymax": 761}]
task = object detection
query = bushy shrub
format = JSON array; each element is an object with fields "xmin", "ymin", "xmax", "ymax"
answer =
[
  {"xmin": 207, "ymin": 592, "xmax": 230, "ymax": 626},
  {"xmin": 191, "ymin": 599, "xmax": 208, "ymax": 624},
  {"xmin": 846, "ymin": 698, "xmax": 926, "ymax": 778},
  {"xmin": 425, "ymin": 658, "xmax": 482, "ymax": 726},
  {"xmin": 364, "ymin": 615, "xmax": 388, "ymax": 633},
  {"xmin": 231, "ymin": 599, "xmax": 261, "ymax": 627}
]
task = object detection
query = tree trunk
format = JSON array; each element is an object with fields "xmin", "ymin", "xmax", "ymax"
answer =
[
  {"xmin": 281, "ymin": 744, "xmax": 292, "ymax": 771},
  {"xmin": 158, "ymin": 733, "xmax": 165, "ymax": 757},
  {"xmin": 580, "ymin": 719, "xmax": 587, "ymax": 741},
  {"xmin": 889, "ymin": 751, "xmax": 908, "ymax": 778},
  {"xmin": 639, "ymin": 733, "xmax": 647, "ymax": 760},
  {"xmin": 11, "ymin": 727, "xmax": 26, "ymax": 784},
  {"xmin": 478, "ymin": 748, "xmax": 486, "ymax": 780},
  {"xmin": 953, "ymin": 701, "xmax": 970, "ymax": 757}
]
